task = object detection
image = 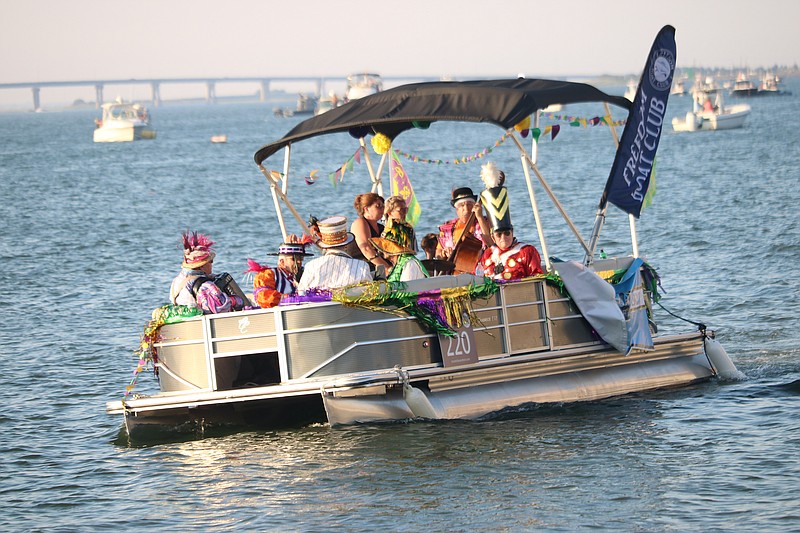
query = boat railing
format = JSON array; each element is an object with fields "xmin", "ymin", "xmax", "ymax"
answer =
[{"xmin": 152, "ymin": 276, "xmax": 605, "ymax": 394}]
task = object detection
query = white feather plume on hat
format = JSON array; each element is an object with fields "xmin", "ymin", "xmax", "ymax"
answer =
[{"xmin": 480, "ymin": 161, "xmax": 502, "ymax": 189}]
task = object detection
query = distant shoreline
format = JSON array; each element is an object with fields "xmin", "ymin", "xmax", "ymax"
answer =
[{"xmin": 2, "ymin": 68, "xmax": 797, "ymax": 113}]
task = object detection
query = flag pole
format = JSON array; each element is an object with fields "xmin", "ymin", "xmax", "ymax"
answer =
[
  {"xmin": 593, "ymin": 25, "xmax": 676, "ymax": 263},
  {"xmin": 521, "ymin": 114, "xmax": 551, "ymax": 272}
]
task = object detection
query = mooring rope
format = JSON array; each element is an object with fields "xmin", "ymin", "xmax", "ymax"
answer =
[{"xmin": 654, "ymin": 300, "xmax": 707, "ymax": 335}]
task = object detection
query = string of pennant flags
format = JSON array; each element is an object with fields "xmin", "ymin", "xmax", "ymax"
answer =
[
  {"xmin": 541, "ymin": 112, "xmax": 627, "ymax": 128},
  {"xmin": 301, "ymin": 113, "xmax": 628, "ymax": 184}
]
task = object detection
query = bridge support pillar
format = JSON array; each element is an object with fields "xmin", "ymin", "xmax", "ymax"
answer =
[
  {"xmin": 94, "ymin": 84, "xmax": 104, "ymax": 108},
  {"xmin": 151, "ymin": 82, "xmax": 161, "ymax": 107},
  {"xmin": 32, "ymin": 87, "xmax": 41, "ymax": 112},
  {"xmin": 260, "ymin": 80, "xmax": 270, "ymax": 102},
  {"xmin": 206, "ymin": 82, "xmax": 216, "ymax": 104}
]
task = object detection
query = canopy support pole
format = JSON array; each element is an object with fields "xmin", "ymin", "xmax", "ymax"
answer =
[
  {"xmin": 267, "ymin": 147, "xmax": 291, "ymax": 241},
  {"xmin": 519, "ymin": 115, "xmax": 551, "ymax": 272},
  {"xmin": 259, "ymin": 161, "xmax": 313, "ymax": 239},
  {"xmin": 359, "ymin": 138, "xmax": 384, "ymax": 196},
  {"xmin": 373, "ymin": 153, "xmax": 387, "ymax": 197},
  {"xmin": 510, "ymin": 134, "xmax": 590, "ymax": 256}
]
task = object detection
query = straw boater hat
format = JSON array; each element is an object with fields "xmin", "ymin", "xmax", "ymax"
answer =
[
  {"xmin": 266, "ymin": 242, "xmax": 314, "ymax": 257},
  {"xmin": 181, "ymin": 231, "xmax": 216, "ymax": 269},
  {"xmin": 316, "ymin": 216, "xmax": 355, "ymax": 248},
  {"xmin": 450, "ymin": 187, "xmax": 478, "ymax": 207},
  {"xmin": 370, "ymin": 218, "xmax": 415, "ymax": 256}
]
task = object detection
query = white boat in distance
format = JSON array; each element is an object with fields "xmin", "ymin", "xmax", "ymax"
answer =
[
  {"xmin": 345, "ymin": 72, "xmax": 383, "ymax": 101},
  {"xmin": 107, "ymin": 27, "xmax": 736, "ymax": 441},
  {"xmin": 730, "ymin": 72, "xmax": 759, "ymax": 97},
  {"xmin": 672, "ymin": 85, "xmax": 750, "ymax": 132},
  {"xmin": 624, "ymin": 79, "xmax": 637, "ymax": 101},
  {"xmin": 93, "ymin": 99, "xmax": 156, "ymax": 142},
  {"xmin": 758, "ymin": 73, "xmax": 792, "ymax": 96},
  {"xmin": 671, "ymin": 77, "xmax": 687, "ymax": 96},
  {"xmin": 315, "ymin": 92, "xmax": 341, "ymax": 115}
]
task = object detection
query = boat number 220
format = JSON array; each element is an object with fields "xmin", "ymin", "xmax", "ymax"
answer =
[{"xmin": 446, "ymin": 331, "xmax": 471, "ymax": 357}]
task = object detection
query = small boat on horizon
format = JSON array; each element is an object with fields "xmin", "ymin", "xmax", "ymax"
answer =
[
  {"xmin": 758, "ymin": 73, "xmax": 792, "ymax": 96},
  {"xmin": 624, "ymin": 78, "xmax": 637, "ymax": 101},
  {"xmin": 345, "ymin": 72, "xmax": 383, "ymax": 101},
  {"xmin": 294, "ymin": 93, "xmax": 317, "ymax": 115},
  {"xmin": 672, "ymin": 83, "xmax": 750, "ymax": 132},
  {"xmin": 315, "ymin": 92, "xmax": 341, "ymax": 115},
  {"xmin": 730, "ymin": 72, "xmax": 759, "ymax": 97},
  {"xmin": 671, "ymin": 77, "xmax": 687, "ymax": 96},
  {"xmin": 93, "ymin": 98, "xmax": 156, "ymax": 143}
]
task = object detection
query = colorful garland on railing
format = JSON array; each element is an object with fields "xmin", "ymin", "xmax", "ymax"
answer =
[
  {"xmin": 332, "ymin": 279, "xmax": 499, "ymax": 336},
  {"xmin": 124, "ymin": 304, "xmax": 202, "ymax": 398}
]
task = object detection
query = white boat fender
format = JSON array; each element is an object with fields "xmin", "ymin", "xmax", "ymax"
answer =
[
  {"xmin": 403, "ymin": 383, "xmax": 439, "ymax": 420},
  {"xmin": 703, "ymin": 334, "xmax": 738, "ymax": 379},
  {"xmin": 395, "ymin": 366, "xmax": 438, "ymax": 419}
]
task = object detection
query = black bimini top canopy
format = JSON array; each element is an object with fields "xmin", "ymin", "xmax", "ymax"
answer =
[{"xmin": 254, "ymin": 78, "xmax": 632, "ymax": 165}]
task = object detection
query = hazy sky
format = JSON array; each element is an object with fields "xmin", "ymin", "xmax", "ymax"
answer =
[{"xmin": 1, "ymin": 0, "xmax": 797, "ymax": 105}]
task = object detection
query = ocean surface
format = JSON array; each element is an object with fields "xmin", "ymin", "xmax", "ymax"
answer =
[{"xmin": 2, "ymin": 80, "xmax": 799, "ymax": 532}]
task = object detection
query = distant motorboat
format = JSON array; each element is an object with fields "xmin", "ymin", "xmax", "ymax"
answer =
[
  {"xmin": 758, "ymin": 74, "xmax": 792, "ymax": 96},
  {"xmin": 273, "ymin": 107, "xmax": 293, "ymax": 118},
  {"xmin": 671, "ymin": 78, "xmax": 687, "ymax": 96},
  {"xmin": 295, "ymin": 93, "xmax": 317, "ymax": 115},
  {"xmin": 345, "ymin": 73, "xmax": 383, "ymax": 101},
  {"xmin": 93, "ymin": 99, "xmax": 155, "ymax": 142},
  {"xmin": 624, "ymin": 79, "xmax": 637, "ymax": 101},
  {"xmin": 672, "ymin": 87, "xmax": 750, "ymax": 132},
  {"xmin": 210, "ymin": 134, "xmax": 228, "ymax": 143},
  {"xmin": 315, "ymin": 93, "xmax": 340, "ymax": 115},
  {"xmin": 730, "ymin": 73, "xmax": 758, "ymax": 97}
]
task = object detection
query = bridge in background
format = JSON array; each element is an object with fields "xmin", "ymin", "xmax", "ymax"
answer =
[{"xmin": 0, "ymin": 75, "xmax": 441, "ymax": 111}]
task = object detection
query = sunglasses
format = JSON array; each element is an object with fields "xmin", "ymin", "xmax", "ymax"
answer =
[{"xmin": 494, "ymin": 229, "xmax": 512, "ymax": 236}]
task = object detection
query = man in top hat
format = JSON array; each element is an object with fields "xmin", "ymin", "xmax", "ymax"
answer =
[
  {"xmin": 170, "ymin": 231, "xmax": 248, "ymax": 314},
  {"xmin": 370, "ymin": 219, "xmax": 428, "ymax": 282},
  {"xmin": 246, "ymin": 239, "xmax": 314, "ymax": 308},
  {"xmin": 297, "ymin": 216, "xmax": 373, "ymax": 293},
  {"xmin": 475, "ymin": 162, "xmax": 544, "ymax": 281},
  {"xmin": 437, "ymin": 186, "xmax": 493, "ymax": 259}
]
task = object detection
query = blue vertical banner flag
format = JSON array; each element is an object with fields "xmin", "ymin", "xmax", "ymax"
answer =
[{"xmin": 601, "ymin": 25, "xmax": 676, "ymax": 218}]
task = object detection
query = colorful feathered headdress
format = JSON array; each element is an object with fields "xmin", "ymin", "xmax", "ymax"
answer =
[{"xmin": 181, "ymin": 231, "xmax": 216, "ymax": 269}]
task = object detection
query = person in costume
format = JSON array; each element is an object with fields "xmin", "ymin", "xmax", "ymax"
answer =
[
  {"xmin": 479, "ymin": 227, "xmax": 544, "ymax": 281},
  {"xmin": 297, "ymin": 216, "xmax": 373, "ymax": 292},
  {"xmin": 384, "ymin": 195, "xmax": 418, "ymax": 253},
  {"xmin": 421, "ymin": 233, "xmax": 439, "ymax": 260},
  {"xmin": 475, "ymin": 162, "xmax": 544, "ymax": 281},
  {"xmin": 245, "ymin": 238, "xmax": 314, "ymax": 308},
  {"xmin": 370, "ymin": 219, "xmax": 428, "ymax": 282},
  {"xmin": 437, "ymin": 186, "xmax": 493, "ymax": 259},
  {"xmin": 350, "ymin": 192, "xmax": 391, "ymax": 272},
  {"xmin": 169, "ymin": 231, "xmax": 248, "ymax": 314}
]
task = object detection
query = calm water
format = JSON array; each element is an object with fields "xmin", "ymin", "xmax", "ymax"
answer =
[{"xmin": 2, "ymin": 82, "xmax": 799, "ymax": 531}]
